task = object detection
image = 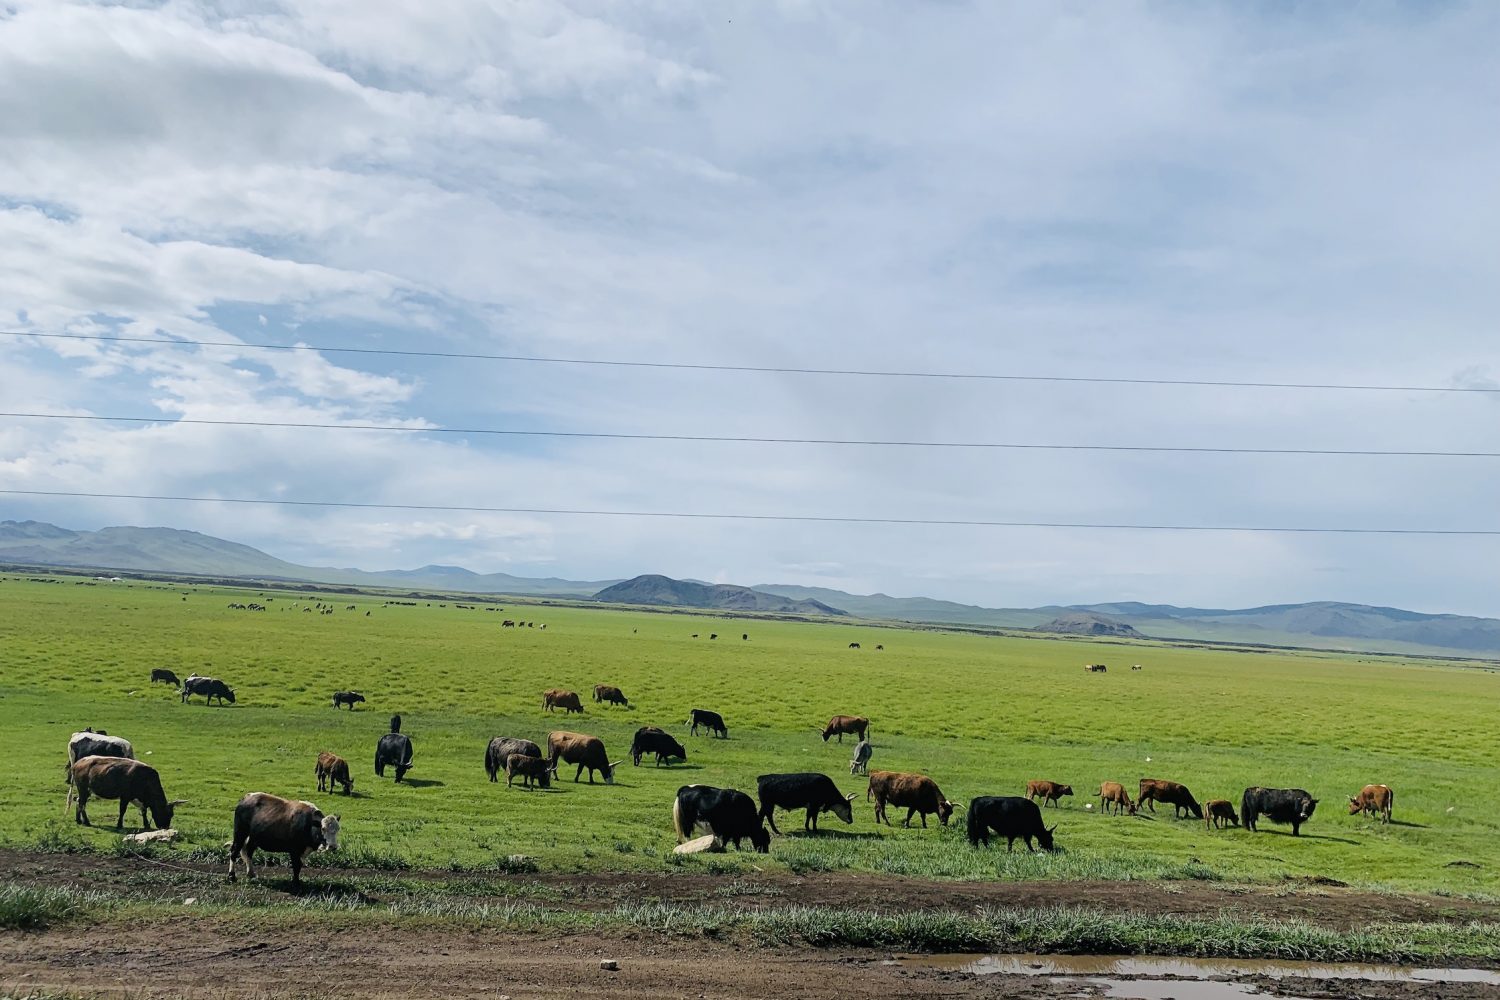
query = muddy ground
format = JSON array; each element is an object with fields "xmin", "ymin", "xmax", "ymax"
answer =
[{"xmin": 4, "ymin": 849, "xmax": 1498, "ymax": 999}]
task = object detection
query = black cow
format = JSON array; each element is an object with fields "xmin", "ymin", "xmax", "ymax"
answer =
[
  {"xmin": 756, "ymin": 773, "xmax": 857, "ymax": 834},
  {"xmin": 181, "ymin": 675, "xmax": 235, "ymax": 705},
  {"xmin": 966, "ymin": 796, "xmax": 1056, "ymax": 852},
  {"xmin": 630, "ymin": 726, "xmax": 687, "ymax": 766},
  {"xmin": 331, "ymin": 691, "xmax": 365, "ymax": 710},
  {"xmin": 686, "ymin": 708, "xmax": 728, "ymax": 738},
  {"xmin": 151, "ymin": 668, "xmax": 180, "ymax": 686},
  {"xmin": 485, "ymin": 737, "xmax": 542, "ymax": 782},
  {"xmin": 1242, "ymin": 786, "xmax": 1319, "ymax": 836},
  {"xmin": 375, "ymin": 733, "xmax": 414, "ymax": 782},
  {"xmin": 672, "ymin": 785, "xmax": 769, "ymax": 852}
]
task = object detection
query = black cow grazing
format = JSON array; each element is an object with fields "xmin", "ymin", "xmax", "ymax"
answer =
[
  {"xmin": 151, "ymin": 668, "xmax": 180, "ymax": 686},
  {"xmin": 227, "ymin": 792, "xmax": 340, "ymax": 887},
  {"xmin": 375, "ymin": 733, "xmax": 414, "ymax": 782},
  {"xmin": 69, "ymin": 756, "xmax": 181, "ymax": 831},
  {"xmin": 687, "ymin": 708, "xmax": 728, "ymax": 738},
  {"xmin": 875, "ymin": 644, "xmax": 883, "ymax": 650},
  {"xmin": 331, "ymin": 691, "xmax": 366, "ymax": 710},
  {"xmin": 756, "ymin": 773, "xmax": 857, "ymax": 834},
  {"xmin": 1242, "ymin": 786, "xmax": 1319, "ymax": 836},
  {"xmin": 630, "ymin": 726, "xmax": 688, "ymax": 766},
  {"xmin": 672, "ymin": 784, "xmax": 769, "ymax": 852},
  {"xmin": 593, "ymin": 684, "xmax": 629, "ymax": 707},
  {"xmin": 966, "ymin": 796, "xmax": 1056, "ymax": 852},
  {"xmin": 67, "ymin": 730, "xmax": 133, "ymax": 765},
  {"xmin": 315, "ymin": 752, "xmax": 354, "ymax": 795},
  {"xmin": 848, "ymin": 642, "xmax": 860, "ymax": 649},
  {"xmin": 390, "ymin": 714, "xmax": 402, "ymax": 734},
  {"xmin": 505, "ymin": 753, "xmax": 553, "ymax": 789},
  {"xmin": 181, "ymin": 675, "xmax": 235, "ymax": 705},
  {"xmin": 709, "ymin": 633, "xmax": 717, "ymax": 640},
  {"xmin": 486, "ymin": 737, "xmax": 542, "ymax": 782}
]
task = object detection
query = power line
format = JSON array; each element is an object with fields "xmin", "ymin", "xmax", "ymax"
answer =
[
  {"xmin": 2, "ymin": 329, "xmax": 1491, "ymax": 394},
  {"xmin": 2, "ymin": 489, "xmax": 1495, "ymax": 535},
  {"xmin": 3, "ymin": 411, "xmax": 1496, "ymax": 458}
]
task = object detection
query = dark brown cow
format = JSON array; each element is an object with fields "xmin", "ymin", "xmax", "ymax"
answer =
[
  {"xmin": 505, "ymin": 753, "xmax": 553, "ymax": 789},
  {"xmin": 820, "ymin": 715, "xmax": 870, "ymax": 743},
  {"xmin": 1204, "ymin": 799, "xmax": 1239, "ymax": 829},
  {"xmin": 867, "ymin": 770, "xmax": 955, "ymax": 828},
  {"xmin": 227, "ymin": 792, "xmax": 340, "ymax": 887},
  {"xmin": 1097, "ymin": 781, "xmax": 1136, "ymax": 816},
  {"xmin": 485, "ymin": 737, "xmax": 542, "ymax": 781},
  {"xmin": 1026, "ymin": 779, "xmax": 1073, "ymax": 807},
  {"xmin": 1138, "ymin": 778, "xmax": 1203, "ymax": 819},
  {"xmin": 592, "ymin": 684, "xmax": 628, "ymax": 707},
  {"xmin": 546, "ymin": 731, "xmax": 622, "ymax": 785},
  {"xmin": 69, "ymin": 756, "xmax": 180, "ymax": 830},
  {"xmin": 1348, "ymin": 784, "xmax": 1394, "ymax": 824},
  {"xmin": 315, "ymin": 752, "xmax": 353, "ymax": 795},
  {"xmin": 542, "ymin": 688, "xmax": 584, "ymax": 714}
]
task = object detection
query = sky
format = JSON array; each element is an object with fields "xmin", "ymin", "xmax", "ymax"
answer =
[{"xmin": 1, "ymin": 1, "xmax": 1498, "ymax": 614}]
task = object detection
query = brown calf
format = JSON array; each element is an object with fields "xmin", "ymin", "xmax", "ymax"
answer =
[
  {"xmin": 505, "ymin": 753, "xmax": 553, "ymax": 789},
  {"xmin": 315, "ymin": 752, "xmax": 354, "ymax": 795},
  {"xmin": 1204, "ymin": 799, "xmax": 1239, "ymax": 829},
  {"xmin": 1347, "ymin": 784, "xmax": 1394, "ymax": 824},
  {"xmin": 1097, "ymin": 781, "xmax": 1136, "ymax": 816},
  {"xmin": 1026, "ymin": 780, "xmax": 1073, "ymax": 807}
]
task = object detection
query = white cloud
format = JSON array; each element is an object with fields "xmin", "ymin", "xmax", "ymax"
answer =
[{"xmin": 1, "ymin": 1, "xmax": 1498, "ymax": 614}]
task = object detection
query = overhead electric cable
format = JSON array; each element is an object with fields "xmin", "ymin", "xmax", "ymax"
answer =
[
  {"xmin": 1, "ymin": 411, "xmax": 1493, "ymax": 458},
  {"xmin": 1, "ymin": 330, "xmax": 1490, "ymax": 394},
  {"xmin": 1, "ymin": 489, "xmax": 1494, "ymax": 535}
]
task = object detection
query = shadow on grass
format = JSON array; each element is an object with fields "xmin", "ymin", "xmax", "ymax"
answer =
[
  {"xmin": 1253, "ymin": 829, "xmax": 1361, "ymax": 845},
  {"xmin": 1387, "ymin": 819, "xmax": 1429, "ymax": 829},
  {"xmin": 397, "ymin": 778, "xmax": 444, "ymax": 788},
  {"xmin": 774, "ymin": 829, "xmax": 884, "ymax": 841}
]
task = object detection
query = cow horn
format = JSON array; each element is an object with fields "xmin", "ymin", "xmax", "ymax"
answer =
[
  {"xmin": 844, "ymin": 792, "xmax": 857, "ymax": 801},
  {"xmin": 952, "ymin": 802, "xmax": 965, "ymax": 811},
  {"xmin": 167, "ymin": 799, "xmax": 188, "ymax": 806},
  {"xmin": 1047, "ymin": 824, "xmax": 1057, "ymax": 834},
  {"xmin": 609, "ymin": 760, "xmax": 624, "ymax": 770}
]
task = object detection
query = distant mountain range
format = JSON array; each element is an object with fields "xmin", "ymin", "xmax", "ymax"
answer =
[
  {"xmin": 593, "ymin": 575, "xmax": 847, "ymax": 616},
  {"xmin": 3, "ymin": 519, "xmax": 1499, "ymax": 656}
]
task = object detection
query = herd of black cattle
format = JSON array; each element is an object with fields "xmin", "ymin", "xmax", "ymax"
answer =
[{"xmin": 59, "ymin": 665, "xmax": 1400, "ymax": 887}]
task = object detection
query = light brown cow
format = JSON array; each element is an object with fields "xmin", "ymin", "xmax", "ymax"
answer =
[
  {"xmin": 1026, "ymin": 780, "xmax": 1073, "ymax": 807},
  {"xmin": 315, "ymin": 752, "xmax": 353, "ymax": 795},
  {"xmin": 546, "ymin": 731, "xmax": 623, "ymax": 785},
  {"xmin": 1204, "ymin": 799, "xmax": 1239, "ymax": 829},
  {"xmin": 542, "ymin": 688, "xmax": 584, "ymax": 714},
  {"xmin": 1348, "ymin": 784, "xmax": 1394, "ymax": 824},
  {"xmin": 1097, "ymin": 781, "xmax": 1136, "ymax": 816},
  {"xmin": 866, "ymin": 770, "xmax": 956, "ymax": 828}
]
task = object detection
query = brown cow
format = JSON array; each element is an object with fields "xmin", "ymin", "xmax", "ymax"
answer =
[
  {"xmin": 546, "ymin": 731, "xmax": 623, "ymax": 785},
  {"xmin": 1348, "ymin": 784, "xmax": 1394, "ymax": 824},
  {"xmin": 1138, "ymin": 778, "xmax": 1203, "ymax": 819},
  {"xmin": 1026, "ymin": 780, "xmax": 1073, "ymax": 807},
  {"xmin": 227, "ymin": 792, "xmax": 340, "ymax": 887},
  {"xmin": 542, "ymin": 688, "xmax": 583, "ymax": 714},
  {"xmin": 315, "ymin": 752, "xmax": 354, "ymax": 795},
  {"xmin": 592, "ymin": 684, "xmax": 628, "ymax": 707},
  {"xmin": 820, "ymin": 715, "xmax": 870, "ymax": 743},
  {"xmin": 1097, "ymin": 781, "xmax": 1136, "ymax": 816},
  {"xmin": 1204, "ymin": 799, "xmax": 1239, "ymax": 829},
  {"xmin": 69, "ymin": 756, "xmax": 181, "ymax": 831},
  {"xmin": 505, "ymin": 753, "xmax": 553, "ymax": 789},
  {"xmin": 867, "ymin": 770, "xmax": 956, "ymax": 828}
]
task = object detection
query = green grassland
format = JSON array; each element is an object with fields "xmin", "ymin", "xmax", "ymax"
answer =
[{"xmin": 0, "ymin": 573, "xmax": 1496, "ymax": 894}]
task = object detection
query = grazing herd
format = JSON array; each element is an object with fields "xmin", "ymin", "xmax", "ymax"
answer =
[{"xmin": 57, "ymin": 633, "xmax": 1397, "ymax": 891}]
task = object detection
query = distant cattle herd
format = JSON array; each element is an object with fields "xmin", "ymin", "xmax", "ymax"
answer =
[{"xmin": 55, "ymin": 627, "xmax": 1399, "ymax": 890}]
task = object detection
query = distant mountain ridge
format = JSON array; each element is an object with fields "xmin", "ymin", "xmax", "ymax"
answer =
[
  {"xmin": 592, "ymin": 574, "xmax": 847, "ymax": 616},
  {"xmin": 3, "ymin": 520, "xmax": 1499, "ymax": 655}
]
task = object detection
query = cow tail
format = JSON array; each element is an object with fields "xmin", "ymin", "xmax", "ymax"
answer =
[
  {"xmin": 965, "ymin": 803, "xmax": 981, "ymax": 844},
  {"xmin": 671, "ymin": 794, "xmax": 690, "ymax": 842}
]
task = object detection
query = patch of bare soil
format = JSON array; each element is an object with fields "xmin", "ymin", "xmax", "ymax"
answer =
[{"xmin": 4, "ymin": 847, "xmax": 1495, "ymax": 930}]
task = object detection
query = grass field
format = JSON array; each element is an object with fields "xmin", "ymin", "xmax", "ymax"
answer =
[{"xmin": 1, "ymin": 571, "xmax": 1496, "ymax": 895}]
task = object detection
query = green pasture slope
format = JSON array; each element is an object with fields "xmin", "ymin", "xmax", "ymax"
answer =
[{"xmin": 0, "ymin": 573, "xmax": 1496, "ymax": 895}]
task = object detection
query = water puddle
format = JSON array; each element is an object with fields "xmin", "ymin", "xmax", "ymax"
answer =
[{"xmin": 898, "ymin": 953, "xmax": 1500, "ymax": 998}]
